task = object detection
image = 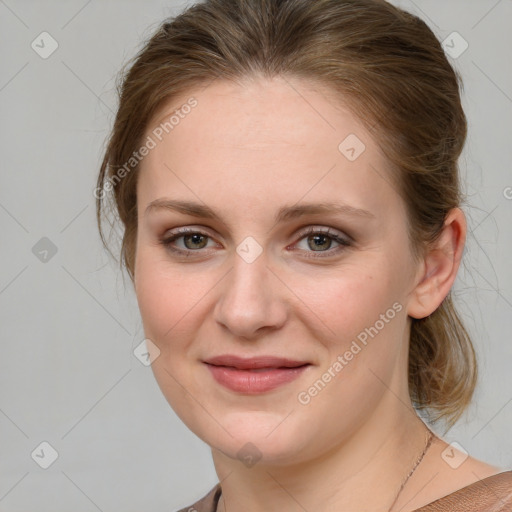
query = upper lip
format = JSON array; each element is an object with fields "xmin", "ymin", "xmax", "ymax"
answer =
[{"xmin": 204, "ymin": 355, "xmax": 310, "ymax": 370}]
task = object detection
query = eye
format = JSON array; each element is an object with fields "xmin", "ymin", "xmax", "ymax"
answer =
[
  {"xmin": 292, "ymin": 227, "xmax": 352, "ymax": 258},
  {"xmin": 159, "ymin": 227, "xmax": 217, "ymax": 256}
]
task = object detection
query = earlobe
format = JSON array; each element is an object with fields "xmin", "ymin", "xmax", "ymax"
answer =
[{"xmin": 407, "ymin": 208, "xmax": 466, "ymax": 320}]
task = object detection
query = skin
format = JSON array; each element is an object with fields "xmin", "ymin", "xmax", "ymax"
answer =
[{"xmin": 133, "ymin": 75, "xmax": 500, "ymax": 511}]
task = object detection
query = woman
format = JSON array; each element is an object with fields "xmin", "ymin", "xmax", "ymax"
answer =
[{"xmin": 96, "ymin": 0, "xmax": 512, "ymax": 510}]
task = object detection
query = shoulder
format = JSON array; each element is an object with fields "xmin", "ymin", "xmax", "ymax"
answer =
[
  {"xmin": 175, "ymin": 483, "xmax": 221, "ymax": 512},
  {"xmin": 413, "ymin": 470, "xmax": 512, "ymax": 511},
  {"xmin": 407, "ymin": 437, "xmax": 512, "ymax": 511}
]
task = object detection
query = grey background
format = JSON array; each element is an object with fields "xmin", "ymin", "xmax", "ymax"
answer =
[{"xmin": 0, "ymin": 1, "xmax": 511, "ymax": 510}]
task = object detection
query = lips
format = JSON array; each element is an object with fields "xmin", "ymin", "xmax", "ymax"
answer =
[
  {"xmin": 203, "ymin": 354, "xmax": 311, "ymax": 393},
  {"xmin": 203, "ymin": 354, "xmax": 310, "ymax": 370}
]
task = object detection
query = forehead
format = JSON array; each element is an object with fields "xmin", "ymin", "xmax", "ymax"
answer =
[
  {"xmin": 148, "ymin": 75, "xmax": 371, "ymax": 149},
  {"xmin": 137, "ymin": 76, "xmax": 401, "ymax": 223}
]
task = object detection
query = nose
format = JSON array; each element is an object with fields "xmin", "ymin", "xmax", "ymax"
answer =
[{"xmin": 213, "ymin": 252, "xmax": 287, "ymax": 340}]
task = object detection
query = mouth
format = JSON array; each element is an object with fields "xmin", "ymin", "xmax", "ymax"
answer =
[
  {"xmin": 203, "ymin": 354, "xmax": 310, "ymax": 370},
  {"xmin": 203, "ymin": 355, "xmax": 312, "ymax": 393}
]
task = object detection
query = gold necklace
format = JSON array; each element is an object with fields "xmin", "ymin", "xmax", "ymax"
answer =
[
  {"xmin": 216, "ymin": 427, "xmax": 436, "ymax": 512},
  {"xmin": 387, "ymin": 427, "xmax": 436, "ymax": 512}
]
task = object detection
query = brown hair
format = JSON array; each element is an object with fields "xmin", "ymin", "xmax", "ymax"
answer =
[{"xmin": 96, "ymin": 0, "xmax": 476, "ymax": 430}]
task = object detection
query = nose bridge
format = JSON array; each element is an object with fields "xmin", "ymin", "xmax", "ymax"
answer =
[{"xmin": 214, "ymin": 247, "xmax": 286, "ymax": 338}]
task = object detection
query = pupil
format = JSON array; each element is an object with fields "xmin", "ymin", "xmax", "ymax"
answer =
[
  {"xmin": 309, "ymin": 234, "xmax": 330, "ymax": 251},
  {"xmin": 185, "ymin": 234, "xmax": 206, "ymax": 249}
]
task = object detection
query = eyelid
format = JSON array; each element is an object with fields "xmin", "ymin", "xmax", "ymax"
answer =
[{"xmin": 294, "ymin": 225, "xmax": 352, "ymax": 244}]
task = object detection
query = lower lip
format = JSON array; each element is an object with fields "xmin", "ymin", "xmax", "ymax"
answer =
[{"xmin": 205, "ymin": 363, "xmax": 310, "ymax": 393}]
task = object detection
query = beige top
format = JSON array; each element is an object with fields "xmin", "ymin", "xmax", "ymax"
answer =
[{"xmin": 176, "ymin": 471, "xmax": 512, "ymax": 512}]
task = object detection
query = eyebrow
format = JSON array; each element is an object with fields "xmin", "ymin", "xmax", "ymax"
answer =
[{"xmin": 144, "ymin": 198, "xmax": 375, "ymax": 223}]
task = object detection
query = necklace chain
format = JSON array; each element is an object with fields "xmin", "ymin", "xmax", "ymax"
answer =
[
  {"xmin": 216, "ymin": 427, "xmax": 436, "ymax": 512},
  {"xmin": 387, "ymin": 427, "xmax": 436, "ymax": 512}
]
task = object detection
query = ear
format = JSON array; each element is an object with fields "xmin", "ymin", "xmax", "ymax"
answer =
[{"xmin": 407, "ymin": 208, "xmax": 466, "ymax": 320}]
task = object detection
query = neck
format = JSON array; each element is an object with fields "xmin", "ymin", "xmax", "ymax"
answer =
[{"xmin": 212, "ymin": 399, "xmax": 432, "ymax": 512}]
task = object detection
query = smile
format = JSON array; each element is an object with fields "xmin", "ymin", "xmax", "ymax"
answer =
[{"xmin": 204, "ymin": 363, "xmax": 311, "ymax": 393}]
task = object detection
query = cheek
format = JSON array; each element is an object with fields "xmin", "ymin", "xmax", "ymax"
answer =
[
  {"xmin": 292, "ymin": 262, "xmax": 399, "ymax": 339},
  {"xmin": 332, "ymin": 273, "xmax": 408, "ymax": 382},
  {"xmin": 294, "ymin": 259, "xmax": 408, "ymax": 384},
  {"xmin": 134, "ymin": 250, "xmax": 221, "ymax": 439},
  {"xmin": 134, "ymin": 246, "xmax": 219, "ymax": 354},
  {"xmin": 134, "ymin": 249, "xmax": 189, "ymax": 346}
]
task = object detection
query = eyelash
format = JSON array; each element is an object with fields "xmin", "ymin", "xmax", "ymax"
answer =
[{"xmin": 159, "ymin": 226, "xmax": 352, "ymax": 259}]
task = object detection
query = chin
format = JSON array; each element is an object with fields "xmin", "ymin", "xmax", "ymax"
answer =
[{"xmin": 197, "ymin": 410, "xmax": 314, "ymax": 466}]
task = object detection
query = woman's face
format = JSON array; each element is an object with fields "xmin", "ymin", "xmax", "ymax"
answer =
[{"xmin": 134, "ymin": 76, "xmax": 423, "ymax": 466}]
